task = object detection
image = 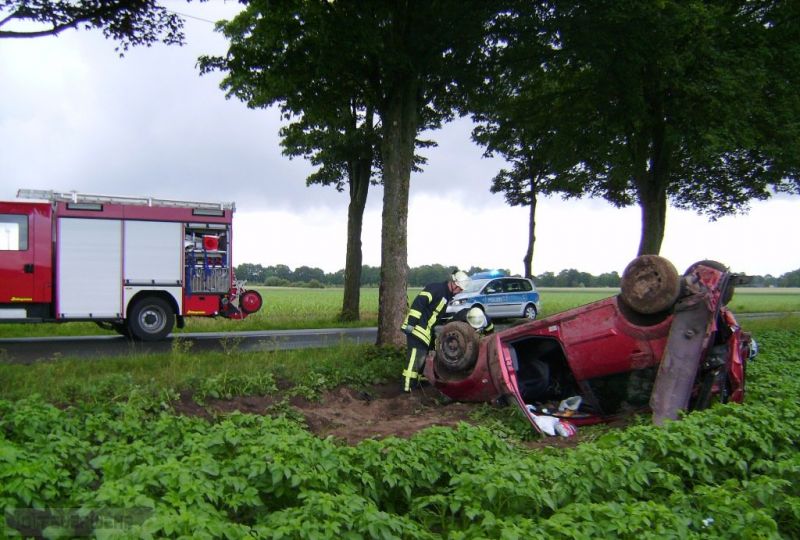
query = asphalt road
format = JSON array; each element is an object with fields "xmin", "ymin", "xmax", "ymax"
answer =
[{"xmin": 0, "ymin": 328, "xmax": 378, "ymax": 365}]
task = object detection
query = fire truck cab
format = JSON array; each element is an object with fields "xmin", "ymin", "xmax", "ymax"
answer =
[{"xmin": 0, "ymin": 189, "xmax": 262, "ymax": 340}]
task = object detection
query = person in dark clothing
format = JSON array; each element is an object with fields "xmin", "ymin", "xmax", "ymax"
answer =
[{"xmin": 401, "ymin": 270, "xmax": 470, "ymax": 391}]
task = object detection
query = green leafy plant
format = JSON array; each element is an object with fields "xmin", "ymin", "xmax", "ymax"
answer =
[{"xmin": 1, "ymin": 326, "xmax": 798, "ymax": 538}]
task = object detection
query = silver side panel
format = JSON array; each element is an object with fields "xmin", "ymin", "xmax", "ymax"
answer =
[
  {"xmin": 0, "ymin": 308, "xmax": 27, "ymax": 319},
  {"xmin": 124, "ymin": 221, "xmax": 182, "ymax": 285},
  {"xmin": 57, "ymin": 218, "xmax": 122, "ymax": 318}
]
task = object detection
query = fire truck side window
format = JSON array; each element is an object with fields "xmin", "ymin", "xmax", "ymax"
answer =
[{"xmin": 0, "ymin": 214, "xmax": 28, "ymax": 251}]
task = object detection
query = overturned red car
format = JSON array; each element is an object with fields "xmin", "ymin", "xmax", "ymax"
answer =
[{"xmin": 423, "ymin": 256, "xmax": 754, "ymax": 433}]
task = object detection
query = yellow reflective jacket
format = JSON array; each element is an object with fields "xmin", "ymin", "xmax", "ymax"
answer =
[{"xmin": 403, "ymin": 281, "xmax": 454, "ymax": 346}]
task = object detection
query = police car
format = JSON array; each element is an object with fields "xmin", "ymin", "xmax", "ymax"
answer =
[{"xmin": 446, "ymin": 271, "xmax": 541, "ymax": 320}]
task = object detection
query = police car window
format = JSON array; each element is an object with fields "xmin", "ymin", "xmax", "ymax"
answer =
[
  {"xmin": 520, "ymin": 279, "xmax": 533, "ymax": 292},
  {"xmin": 463, "ymin": 279, "xmax": 486, "ymax": 293},
  {"xmin": 504, "ymin": 280, "xmax": 522, "ymax": 293},
  {"xmin": 485, "ymin": 280, "xmax": 503, "ymax": 294},
  {"xmin": 0, "ymin": 214, "xmax": 28, "ymax": 251}
]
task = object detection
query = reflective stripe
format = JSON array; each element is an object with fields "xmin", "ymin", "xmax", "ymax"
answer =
[
  {"xmin": 420, "ymin": 291, "xmax": 433, "ymax": 302},
  {"xmin": 402, "ymin": 369, "xmax": 421, "ymax": 379},
  {"xmin": 412, "ymin": 326, "xmax": 430, "ymax": 344},
  {"xmin": 421, "ymin": 298, "xmax": 447, "ymax": 341},
  {"xmin": 403, "ymin": 349, "xmax": 420, "ymax": 392},
  {"xmin": 407, "ymin": 309, "xmax": 422, "ymax": 319}
]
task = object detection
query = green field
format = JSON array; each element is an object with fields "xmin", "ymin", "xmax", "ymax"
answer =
[
  {"xmin": 1, "ymin": 321, "xmax": 798, "ymax": 537},
  {"xmin": 1, "ymin": 287, "xmax": 798, "ymax": 338}
]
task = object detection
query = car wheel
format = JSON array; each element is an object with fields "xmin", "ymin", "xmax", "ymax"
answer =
[
  {"xmin": 620, "ymin": 255, "xmax": 680, "ymax": 315},
  {"xmin": 523, "ymin": 303, "xmax": 538, "ymax": 320},
  {"xmin": 127, "ymin": 297, "xmax": 174, "ymax": 341},
  {"xmin": 435, "ymin": 321, "xmax": 479, "ymax": 376}
]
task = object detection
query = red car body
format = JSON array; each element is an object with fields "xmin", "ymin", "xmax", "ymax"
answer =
[{"xmin": 424, "ymin": 259, "xmax": 752, "ymax": 430}]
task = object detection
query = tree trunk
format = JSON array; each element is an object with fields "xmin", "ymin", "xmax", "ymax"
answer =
[
  {"xmin": 376, "ymin": 83, "xmax": 418, "ymax": 347},
  {"xmin": 523, "ymin": 180, "xmax": 538, "ymax": 278},
  {"xmin": 636, "ymin": 188, "xmax": 666, "ymax": 256},
  {"xmin": 635, "ymin": 98, "xmax": 671, "ymax": 256},
  {"xmin": 339, "ymin": 158, "xmax": 371, "ymax": 321}
]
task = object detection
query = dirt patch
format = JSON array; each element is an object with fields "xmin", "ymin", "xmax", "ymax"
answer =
[
  {"xmin": 292, "ymin": 384, "xmax": 479, "ymax": 445},
  {"xmin": 172, "ymin": 384, "xmax": 613, "ymax": 447},
  {"xmin": 172, "ymin": 390, "xmax": 213, "ymax": 420},
  {"xmin": 175, "ymin": 383, "xmax": 481, "ymax": 445},
  {"xmin": 173, "ymin": 390, "xmax": 280, "ymax": 419}
]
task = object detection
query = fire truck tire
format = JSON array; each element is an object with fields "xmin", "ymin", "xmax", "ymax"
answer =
[
  {"xmin": 620, "ymin": 255, "xmax": 680, "ymax": 315},
  {"xmin": 128, "ymin": 297, "xmax": 175, "ymax": 341},
  {"xmin": 435, "ymin": 321, "xmax": 479, "ymax": 375}
]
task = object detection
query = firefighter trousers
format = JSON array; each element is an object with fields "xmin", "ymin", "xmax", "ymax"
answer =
[{"xmin": 403, "ymin": 334, "xmax": 429, "ymax": 392}]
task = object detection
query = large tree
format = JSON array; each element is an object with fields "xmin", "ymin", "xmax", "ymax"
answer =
[
  {"xmin": 475, "ymin": 132, "xmax": 566, "ymax": 279},
  {"xmin": 472, "ymin": 103, "xmax": 584, "ymax": 277},
  {"xmin": 470, "ymin": 8, "xmax": 585, "ymax": 278},
  {"xmin": 0, "ymin": 0, "xmax": 186, "ymax": 51},
  {"xmin": 200, "ymin": 2, "xmax": 381, "ymax": 322},
  {"xmin": 202, "ymin": 0, "xmax": 503, "ymax": 346},
  {"xmin": 279, "ymin": 105, "xmax": 380, "ymax": 321},
  {"xmin": 512, "ymin": 0, "xmax": 800, "ymax": 256}
]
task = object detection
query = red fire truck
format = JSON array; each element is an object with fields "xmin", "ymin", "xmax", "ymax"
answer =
[{"xmin": 0, "ymin": 189, "xmax": 262, "ymax": 340}]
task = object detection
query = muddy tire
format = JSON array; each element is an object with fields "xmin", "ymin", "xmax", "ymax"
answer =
[
  {"xmin": 127, "ymin": 297, "xmax": 174, "ymax": 341},
  {"xmin": 620, "ymin": 255, "xmax": 680, "ymax": 315},
  {"xmin": 435, "ymin": 321, "xmax": 480, "ymax": 375}
]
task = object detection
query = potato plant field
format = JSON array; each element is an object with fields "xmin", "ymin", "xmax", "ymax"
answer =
[{"xmin": 1, "ymin": 326, "xmax": 799, "ymax": 538}]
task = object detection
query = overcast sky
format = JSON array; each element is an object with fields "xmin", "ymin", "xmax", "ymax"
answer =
[{"xmin": 2, "ymin": 1, "xmax": 798, "ymax": 278}]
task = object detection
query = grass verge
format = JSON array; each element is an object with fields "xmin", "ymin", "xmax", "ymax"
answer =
[{"xmin": 0, "ymin": 342, "xmax": 404, "ymax": 405}]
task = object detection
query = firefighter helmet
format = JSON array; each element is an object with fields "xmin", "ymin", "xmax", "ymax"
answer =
[
  {"xmin": 466, "ymin": 307, "xmax": 486, "ymax": 330},
  {"xmin": 452, "ymin": 270, "xmax": 470, "ymax": 289}
]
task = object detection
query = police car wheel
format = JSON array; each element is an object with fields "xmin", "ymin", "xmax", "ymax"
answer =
[{"xmin": 523, "ymin": 304, "xmax": 538, "ymax": 320}]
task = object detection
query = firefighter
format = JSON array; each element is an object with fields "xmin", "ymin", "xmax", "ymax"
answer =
[{"xmin": 401, "ymin": 270, "xmax": 470, "ymax": 391}]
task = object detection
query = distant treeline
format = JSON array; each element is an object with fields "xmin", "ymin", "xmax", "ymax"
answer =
[{"xmin": 235, "ymin": 263, "xmax": 800, "ymax": 288}]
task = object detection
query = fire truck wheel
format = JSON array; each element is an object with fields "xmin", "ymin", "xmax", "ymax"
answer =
[
  {"xmin": 620, "ymin": 255, "xmax": 681, "ymax": 315},
  {"xmin": 435, "ymin": 321, "xmax": 479, "ymax": 375},
  {"xmin": 128, "ymin": 297, "xmax": 175, "ymax": 341}
]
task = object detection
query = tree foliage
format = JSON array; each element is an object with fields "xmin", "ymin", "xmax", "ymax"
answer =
[
  {"xmin": 199, "ymin": 0, "xmax": 383, "ymax": 322},
  {"xmin": 236, "ymin": 262, "xmax": 798, "ymax": 288},
  {"xmin": 470, "ymin": 3, "xmax": 584, "ymax": 277},
  {"xmin": 491, "ymin": 0, "xmax": 800, "ymax": 256},
  {"xmin": 203, "ymin": 0, "xmax": 506, "ymax": 345},
  {"xmin": 0, "ymin": 0, "xmax": 186, "ymax": 52}
]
